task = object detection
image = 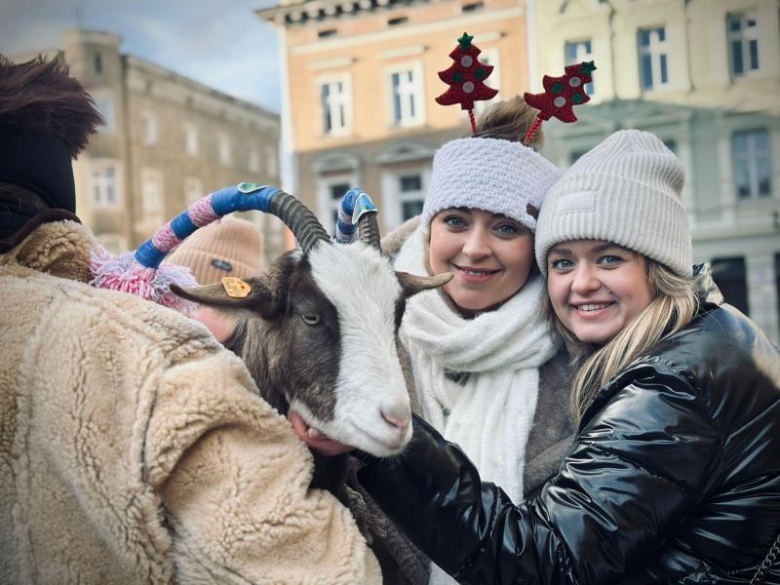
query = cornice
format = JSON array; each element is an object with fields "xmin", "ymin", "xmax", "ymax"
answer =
[{"xmin": 257, "ymin": 0, "xmax": 436, "ymax": 26}]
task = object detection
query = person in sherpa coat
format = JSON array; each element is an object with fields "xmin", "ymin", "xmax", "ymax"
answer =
[{"xmin": 0, "ymin": 55, "xmax": 380, "ymax": 585}]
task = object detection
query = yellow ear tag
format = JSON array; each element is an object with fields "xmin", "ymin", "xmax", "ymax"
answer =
[{"xmin": 221, "ymin": 277, "xmax": 251, "ymax": 298}]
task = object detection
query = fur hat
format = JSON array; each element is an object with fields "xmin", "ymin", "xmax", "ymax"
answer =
[
  {"xmin": 535, "ymin": 129, "xmax": 691, "ymax": 277},
  {"xmin": 166, "ymin": 216, "xmax": 263, "ymax": 285},
  {"xmin": 0, "ymin": 56, "xmax": 102, "ymax": 213},
  {"xmin": 421, "ymin": 136, "xmax": 562, "ymax": 233}
]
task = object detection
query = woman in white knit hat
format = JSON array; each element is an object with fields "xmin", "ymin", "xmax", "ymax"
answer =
[
  {"xmin": 353, "ymin": 129, "xmax": 780, "ymax": 583},
  {"xmin": 378, "ymin": 96, "xmax": 575, "ymax": 585}
]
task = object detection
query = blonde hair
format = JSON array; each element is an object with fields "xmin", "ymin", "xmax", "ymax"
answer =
[
  {"xmin": 543, "ymin": 258, "xmax": 699, "ymax": 423},
  {"xmin": 474, "ymin": 96, "xmax": 544, "ymax": 150}
]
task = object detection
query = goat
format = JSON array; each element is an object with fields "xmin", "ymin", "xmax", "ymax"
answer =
[{"xmin": 172, "ymin": 187, "xmax": 449, "ymax": 463}]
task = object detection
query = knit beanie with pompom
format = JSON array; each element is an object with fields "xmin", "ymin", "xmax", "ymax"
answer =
[{"xmin": 166, "ymin": 216, "xmax": 263, "ymax": 285}]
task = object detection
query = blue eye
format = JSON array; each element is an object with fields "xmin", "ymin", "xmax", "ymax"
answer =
[
  {"xmin": 550, "ymin": 258, "xmax": 574, "ymax": 270},
  {"xmin": 599, "ymin": 255, "xmax": 622, "ymax": 265},
  {"xmin": 495, "ymin": 224, "xmax": 519, "ymax": 236},
  {"xmin": 443, "ymin": 216, "xmax": 466, "ymax": 228}
]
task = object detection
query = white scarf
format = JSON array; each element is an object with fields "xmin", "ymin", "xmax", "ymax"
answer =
[{"xmin": 395, "ymin": 229, "xmax": 560, "ymax": 585}]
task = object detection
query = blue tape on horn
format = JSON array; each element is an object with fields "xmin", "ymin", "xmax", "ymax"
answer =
[
  {"xmin": 135, "ymin": 240, "xmax": 167, "ymax": 268},
  {"xmin": 210, "ymin": 183, "xmax": 280, "ymax": 216},
  {"xmin": 336, "ymin": 188, "xmax": 376, "ymax": 244}
]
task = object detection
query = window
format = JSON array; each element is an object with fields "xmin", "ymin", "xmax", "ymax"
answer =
[
  {"xmin": 381, "ymin": 166, "xmax": 430, "ymax": 227},
  {"xmin": 141, "ymin": 110, "xmax": 157, "ymax": 145},
  {"xmin": 184, "ymin": 177, "xmax": 203, "ymax": 205},
  {"xmin": 710, "ymin": 256, "xmax": 749, "ymax": 315},
  {"xmin": 90, "ymin": 162, "xmax": 120, "ymax": 208},
  {"xmin": 317, "ymin": 176, "xmax": 356, "ymax": 234},
  {"xmin": 728, "ymin": 13, "xmax": 760, "ymax": 77},
  {"xmin": 318, "ymin": 29, "xmax": 338, "ymax": 39},
  {"xmin": 329, "ymin": 181, "xmax": 352, "ymax": 232},
  {"xmin": 218, "ymin": 134, "xmax": 231, "ymax": 165},
  {"xmin": 94, "ymin": 53, "xmax": 103, "ymax": 74},
  {"xmin": 141, "ymin": 168, "xmax": 164, "ymax": 216},
  {"xmin": 183, "ymin": 122, "xmax": 198, "ymax": 156},
  {"xmin": 732, "ymin": 129, "xmax": 771, "ymax": 199},
  {"xmin": 266, "ymin": 145, "xmax": 278, "ymax": 176},
  {"xmin": 565, "ymin": 40, "xmax": 595, "ymax": 95},
  {"xmin": 638, "ymin": 27, "xmax": 669, "ymax": 90},
  {"xmin": 93, "ymin": 95, "xmax": 115, "ymax": 133},
  {"xmin": 388, "ymin": 16, "xmax": 408, "ymax": 26},
  {"xmin": 399, "ymin": 174, "xmax": 425, "ymax": 221},
  {"xmin": 462, "ymin": 1, "xmax": 484, "ymax": 12},
  {"xmin": 389, "ymin": 64, "xmax": 425, "ymax": 127},
  {"xmin": 248, "ymin": 146, "xmax": 260, "ymax": 173},
  {"xmin": 319, "ymin": 76, "xmax": 351, "ymax": 136}
]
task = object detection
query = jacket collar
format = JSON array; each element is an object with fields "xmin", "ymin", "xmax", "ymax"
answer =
[{"xmin": 1, "ymin": 215, "xmax": 98, "ymax": 284}]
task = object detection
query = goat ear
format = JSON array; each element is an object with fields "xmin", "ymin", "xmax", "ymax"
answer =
[
  {"xmin": 170, "ymin": 278, "xmax": 279, "ymax": 319},
  {"xmin": 395, "ymin": 271, "xmax": 453, "ymax": 298}
]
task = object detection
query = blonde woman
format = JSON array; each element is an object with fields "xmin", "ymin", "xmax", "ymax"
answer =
[{"xmin": 354, "ymin": 130, "xmax": 780, "ymax": 584}]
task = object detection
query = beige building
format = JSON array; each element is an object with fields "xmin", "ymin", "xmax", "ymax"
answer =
[
  {"xmin": 531, "ymin": 0, "xmax": 780, "ymax": 343},
  {"xmin": 258, "ymin": 0, "xmax": 530, "ymax": 235},
  {"xmin": 19, "ymin": 30, "xmax": 285, "ymax": 266}
]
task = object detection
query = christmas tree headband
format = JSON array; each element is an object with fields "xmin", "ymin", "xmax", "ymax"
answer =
[{"xmin": 435, "ymin": 32, "xmax": 596, "ymax": 142}]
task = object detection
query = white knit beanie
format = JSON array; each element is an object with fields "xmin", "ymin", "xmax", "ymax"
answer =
[
  {"xmin": 535, "ymin": 129, "xmax": 691, "ymax": 277},
  {"xmin": 421, "ymin": 137, "xmax": 562, "ymax": 233}
]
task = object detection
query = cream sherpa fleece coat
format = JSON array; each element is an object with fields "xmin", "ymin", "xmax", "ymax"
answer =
[{"xmin": 0, "ymin": 220, "xmax": 381, "ymax": 584}]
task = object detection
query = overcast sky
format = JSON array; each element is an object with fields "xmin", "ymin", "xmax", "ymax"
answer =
[{"xmin": 0, "ymin": 0, "xmax": 283, "ymax": 113}]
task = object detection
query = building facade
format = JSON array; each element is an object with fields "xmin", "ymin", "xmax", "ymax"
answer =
[
  {"xmin": 258, "ymin": 0, "xmax": 530, "ymax": 235},
  {"xmin": 532, "ymin": 0, "xmax": 780, "ymax": 343},
  {"xmin": 22, "ymin": 30, "xmax": 285, "ymax": 266}
]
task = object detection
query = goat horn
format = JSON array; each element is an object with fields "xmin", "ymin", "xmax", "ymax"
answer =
[
  {"xmin": 395, "ymin": 271, "xmax": 453, "ymax": 298},
  {"xmin": 358, "ymin": 207, "xmax": 381, "ymax": 251},
  {"xmin": 266, "ymin": 189, "xmax": 331, "ymax": 254}
]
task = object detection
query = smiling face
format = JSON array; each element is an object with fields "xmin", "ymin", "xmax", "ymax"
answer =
[
  {"xmin": 546, "ymin": 240, "xmax": 654, "ymax": 345},
  {"xmin": 428, "ymin": 207, "xmax": 535, "ymax": 312}
]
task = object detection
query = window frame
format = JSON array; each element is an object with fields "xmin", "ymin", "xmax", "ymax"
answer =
[
  {"xmin": 141, "ymin": 109, "xmax": 158, "ymax": 146},
  {"xmin": 90, "ymin": 159, "xmax": 121, "ymax": 209},
  {"xmin": 183, "ymin": 121, "xmax": 199, "ymax": 156},
  {"xmin": 316, "ymin": 173, "xmax": 358, "ymax": 235},
  {"xmin": 732, "ymin": 128, "xmax": 772, "ymax": 200},
  {"xmin": 386, "ymin": 61, "xmax": 426, "ymax": 128},
  {"xmin": 381, "ymin": 166, "xmax": 431, "ymax": 229},
  {"xmin": 317, "ymin": 73, "xmax": 353, "ymax": 137},
  {"xmin": 141, "ymin": 167, "xmax": 165, "ymax": 217},
  {"xmin": 727, "ymin": 11, "xmax": 761, "ymax": 79},
  {"xmin": 637, "ymin": 26, "xmax": 670, "ymax": 92}
]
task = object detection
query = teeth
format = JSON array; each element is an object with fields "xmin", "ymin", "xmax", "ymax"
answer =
[
  {"xmin": 577, "ymin": 303, "xmax": 610, "ymax": 311},
  {"xmin": 462, "ymin": 269, "xmax": 493, "ymax": 276}
]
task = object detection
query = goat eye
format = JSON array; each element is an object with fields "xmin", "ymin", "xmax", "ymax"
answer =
[{"xmin": 300, "ymin": 313, "xmax": 320, "ymax": 326}]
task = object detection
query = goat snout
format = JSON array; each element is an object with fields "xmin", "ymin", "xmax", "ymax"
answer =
[{"xmin": 380, "ymin": 408, "xmax": 411, "ymax": 433}]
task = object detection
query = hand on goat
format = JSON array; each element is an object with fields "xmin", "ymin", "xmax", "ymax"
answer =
[
  {"xmin": 288, "ymin": 410, "xmax": 354, "ymax": 457},
  {"xmin": 191, "ymin": 306, "xmax": 237, "ymax": 344}
]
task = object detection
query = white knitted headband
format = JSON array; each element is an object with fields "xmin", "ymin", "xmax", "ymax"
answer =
[
  {"xmin": 535, "ymin": 130, "xmax": 692, "ymax": 277},
  {"xmin": 421, "ymin": 137, "xmax": 562, "ymax": 232}
]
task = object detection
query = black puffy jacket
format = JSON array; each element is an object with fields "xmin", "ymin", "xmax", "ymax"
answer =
[{"xmin": 359, "ymin": 302, "xmax": 780, "ymax": 584}]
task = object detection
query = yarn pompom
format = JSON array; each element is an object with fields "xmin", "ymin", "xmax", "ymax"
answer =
[{"xmin": 90, "ymin": 250, "xmax": 199, "ymax": 313}]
